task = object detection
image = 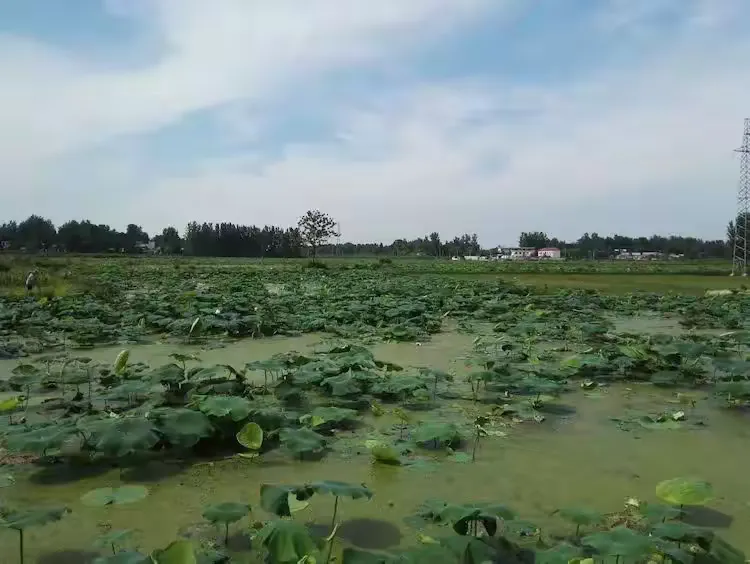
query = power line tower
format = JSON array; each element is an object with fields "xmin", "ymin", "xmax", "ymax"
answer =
[{"xmin": 731, "ymin": 118, "xmax": 750, "ymax": 277}]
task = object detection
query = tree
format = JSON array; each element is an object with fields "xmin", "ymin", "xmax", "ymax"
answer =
[
  {"xmin": 297, "ymin": 210, "xmax": 338, "ymax": 260},
  {"xmin": 518, "ymin": 231, "xmax": 549, "ymax": 249}
]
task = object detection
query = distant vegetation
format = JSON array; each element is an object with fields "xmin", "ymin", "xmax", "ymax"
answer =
[{"xmin": 0, "ymin": 211, "xmax": 736, "ymax": 259}]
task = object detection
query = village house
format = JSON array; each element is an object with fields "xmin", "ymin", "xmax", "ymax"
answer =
[{"xmin": 537, "ymin": 247, "xmax": 562, "ymax": 259}]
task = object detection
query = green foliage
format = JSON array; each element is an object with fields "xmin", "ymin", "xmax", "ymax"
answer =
[
  {"xmin": 197, "ymin": 396, "xmax": 252, "ymax": 422},
  {"xmin": 656, "ymin": 477, "xmax": 713, "ymax": 506},
  {"xmin": 255, "ymin": 519, "xmax": 318, "ymax": 563},
  {"xmin": 81, "ymin": 485, "xmax": 149, "ymax": 506},
  {"xmin": 236, "ymin": 422, "xmax": 263, "ymax": 450},
  {"xmin": 279, "ymin": 428, "xmax": 326, "ymax": 458}
]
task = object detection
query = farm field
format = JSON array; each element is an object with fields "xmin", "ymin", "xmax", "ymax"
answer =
[{"xmin": 1, "ymin": 257, "xmax": 750, "ymax": 563}]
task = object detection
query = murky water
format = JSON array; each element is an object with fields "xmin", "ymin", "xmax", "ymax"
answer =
[{"xmin": 2, "ymin": 332, "xmax": 750, "ymax": 562}]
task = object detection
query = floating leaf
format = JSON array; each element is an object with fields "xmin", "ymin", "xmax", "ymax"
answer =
[
  {"xmin": 656, "ymin": 477, "xmax": 713, "ymax": 506},
  {"xmin": 279, "ymin": 428, "xmax": 326, "ymax": 458},
  {"xmin": 81, "ymin": 485, "xmax": 149, "ymax": 507},
  {"xmin": 236, "ymin": 422, "xmax": 263, "ymax": 450}
]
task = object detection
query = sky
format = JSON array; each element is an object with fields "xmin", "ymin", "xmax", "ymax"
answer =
[{"xmin": 1, "ymin": 0, "xmax": 749, "ymax": 246}]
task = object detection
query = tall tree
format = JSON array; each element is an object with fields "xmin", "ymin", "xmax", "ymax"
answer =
[
  {"xmin": 297, "ymin": 210, "xmax": 338, "ymax": 261},
  {"xmin": 518, "ymin": 231, "xmax": 549, "ymax": 249}
]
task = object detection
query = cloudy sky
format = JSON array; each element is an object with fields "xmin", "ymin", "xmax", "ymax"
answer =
[{"xmin": 1, "ymin": 0, "xmax": 748, "ymax": 245}]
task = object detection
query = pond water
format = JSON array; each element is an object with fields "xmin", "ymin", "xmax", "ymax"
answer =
[{"xmin": 2, "ymin": 331, "xmax": 750, "ymax": 562}]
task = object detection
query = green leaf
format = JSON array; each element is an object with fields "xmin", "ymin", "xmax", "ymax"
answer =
[
  {"xmin": 114, "ymin": 350, "xmax": 130, "ymax": 375},
  {"xmin": 554, "ymin": 507, "xmax": 604, "ymax": 526},
  {"xmin": 236, "ymin": 422, "xmax": 263, "ymax": 450},
  {"xmin": 152, "ymin": 539, "xmax": 198, "ymax": 564},
  {"xmin": 0, "ymin": 506, "xmax": 70, "ymax": 530},
  {"xmin": 413, "ymin": 422, "xmax": 462, "ymax": 447},
  {"xmin": 279, "ymin": 428, "xmax": 326, "ymax": 457},
  {"xmin": 81, "ymin": 485, "xmax": 149, "ymax": 507},
  {"xmin": 5, "ymin": 423, "xmax": 76, "ymax": 455},
  {"xmin": 198, "ymin": 396, "xmax": 252, "ymax": 422},
  {"xmin": 652, "ymin": 521, "xmax": 714, "ymax": 548},
  {"xmin": 708, "ymin": 536, "xmax": 746, "ymax": 564},
  {"xmin": 582, "ymin": 526, "xmax": 653, "ymax": 558},
  {"xmin": 260, "ymin": 484, "xmax": 314, "ymax": 517},
  {"xmin": 638, "ymin": 502, "xmax": 683, "ymax": 524},
  {"xmin": 341, "ymin": 548, "xmax": 400, "ymax": 563},
  {"xmin": 656, "ymin": 477, "xmax": 713, "ymax": 506},
  {"xmin": 150, "ymin": 408, "xmax": 214, "ymax": 448},
  {"xmin": 255, "ymin": 519, "xmax": 317, "ymax": 563},
  {"xmin": 308, "ymin": 481, "xmax": 373, "ymax": 500},
  {"xmin": 201, "ymin": 502, "xmax": 251, "ymax": 525},
  {"xmin": 0, "ymin": 397, "xmax": 21, "ymax": 413},
  {"xmin": 87, "ymin": 418, "xmax": 160, "ymax": 457},
  {"xmin": 535, "ymin": 543, "xmax": 583, "ymax": 564},
  {"xmin": 365, "ymin": 441, "xmax": 401, "ymax": 465}
]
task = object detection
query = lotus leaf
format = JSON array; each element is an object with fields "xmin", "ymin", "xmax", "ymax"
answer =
[
  {"xmin": 5, "ymin": 423, "xmax": 77, "ymax": 455},
  {"xmin": 279, "ymin": 427, "xmax": 326, "ymax": 458},
  {"xmin": 708, "ymin": 536, "xmax": 747, "ymax": 564},
  {"xmin": 260, "ymin": 484, "xmax": 313, "ymax": 517},
  {"xmin": 438, "ymin": 502, "xmax": 516, "ymax": 536},
  {"xmin": 652, "ymin": 521, "xmax": 714, "ymax": 548},
  {"xmin": 0, "ymin": 506, "xmax": 70, "ymax": 530},
  {"xmin": 656, "ymin": 477, "xmax": 713, "ymax": 506},
  {"xmin": 322, "ymin": 373, "xmax": 363, "ymax": 396},
  {"xmin": 341, "ymin": 547, "xmax": 401, "ymax": 563},
  {"xmin": 81, "ymin": 485, "xmax": 149, "ymax": 506},
  {"xmin": 236, "ymin": 422, "xmax": 263, "ymax": 450},
  {"xmin": 365, "ymin": 440, "xmax": 401, "ymax": 465},
  {"xmin": 582, "ymin": 526, "xmax": 653, "ymax": 558},
  {"xmin": 308, "ymin": 481, "xmax": 373, "ymax": 500},
  {"xmin": 440, "ymin": 535, "xmax": 498, "ymax": 564},
  {"xmin": 202, "ymin": 502, "xmax": 250, "ymax": 524},
  {"xmin": 255, "ymin": 519, "xmax": 318, "ymax": 563},
  {"xmin": 93, "ymin": 529, "xmax": 135, "ymax": 550},
  {"xmin": 534, "ymin": 543, "xmax": 582, "ymax": 564},
  {"xmin": 302, "ymin": 406, "xmax": 358, "ymax": 430},
  {"xmin": 413, "ymin": 422, "xmax": 462, "ymax": 447},
  {"xmin": 150, "ymin": 408, "xmax": 214, "ymax": 448},
  {"xmin": 638, "ymin": 502, "xmax": 683, "ymax": 524},
  {"xmin": 93, "ymin": 552, "xmax": 149, "ymax": 564},
  {"xmin": 555, "ymin": 507, "xmax": 604, "ymax": 527},
  {"xmin": 198, "ymin": 396, "xmax": 252, "ymax": 421},
  {"xmin": 152, "ymin": 539, "xmax": 198, "ymax": 564},
  {"xmin": 87, "ymin": 418, "xmax": 160, "ymax": 457},
  {"xmin": 0, "ymin": 397, "xmax": 21, "ymax": 412}
]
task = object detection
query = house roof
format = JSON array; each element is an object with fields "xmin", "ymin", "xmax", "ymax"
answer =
[{"xmin": 538, "ymin": 247, "xmax": 560, "ymax": 251}]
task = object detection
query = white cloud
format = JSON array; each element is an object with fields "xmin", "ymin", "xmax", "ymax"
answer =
[{"xmin": 1, "ymin": 0, "xmax": 748, "ymax": 244}]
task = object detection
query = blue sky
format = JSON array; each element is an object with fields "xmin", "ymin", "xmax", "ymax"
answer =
[{"xmin": 0, "ymin": 0, "xmax": 748, "ymax": 245}]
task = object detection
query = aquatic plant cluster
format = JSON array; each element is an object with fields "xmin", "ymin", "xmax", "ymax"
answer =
[
  {"xmin": 2, "ymin": 265, "xmax": 750, "ymax": 561},
  {"xmin": 2, "ymin": 262, "xmax": 750, "ymax": 356}
]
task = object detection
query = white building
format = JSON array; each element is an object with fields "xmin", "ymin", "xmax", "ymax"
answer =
[{"xmin": 537, "ymin": 247, "xmax": 561, "ymax": 259}]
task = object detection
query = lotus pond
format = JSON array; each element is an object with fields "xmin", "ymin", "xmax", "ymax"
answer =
[{"xmin": 2, "ymin": 265, "xmax": 750, "ymax": 563}]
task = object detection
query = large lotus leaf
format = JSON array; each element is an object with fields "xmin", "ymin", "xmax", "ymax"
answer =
[
  {"xmin": 438, "ymin": 503, "xmax": 515, "ymax": 537},
  {"xmin": 152, "ymin": 539, "xmax": 198, "ymax": 564},
  {"xmin": 202, "ymin": 502, "xmax": 251, "ymax": 524},
  {"xmin": 255, "ymin": 519, "xmax": 318, "ymax": 563},
  {"xmin": 236, "ymin": 422, "xmax": 263, "ymax": 450},
  {"xmin": 149, "ymin": 363, "xmax": 186, "ymax": 385},
  {"xmin": 88, "ymin": 417, "xmax": 160, "ymax": 457},
  {"xmin": 365, "ymin": 441, "xmax": 401, "ymax": 465},
  {"xmin": 322, "ymin": 373, "xmax": 363, "ymax": 396},
  {"xmin": 440, "ymin": 535, "xmax": 497, "ymax": 564},
  {"xmin": 106, "ymin": 381, "xmax": 153, "ymax": 401},
  {"xmin": 652, "ymin": 522, "xmax": 714, "ymax": 548},
  {"xmin": 555, "ymin": 507, "xmax": 604, "ymax": 526},
  {"xmin": 308, "ymin": 481, "xmax": 373, "ymax": 500},
  {"xmin": 656, "ymin": 477, "xmax": 713, "ymax": 506},
  {"xmin": 260, "ymin": 484, "xmax": 314, "ymax": 517},
  {"xmin": 303, "ymin": 406, "xmax": 358, "ymax": 430},
  {"xmin": 534, "ymin": 543, "xmax": 583, "ymax": 564},
  {"xmin": 638, "ymin": 502, "xmax": 683, "ymax": 524},
  {"xmin": 151, "ymin": 408, "xmax": 214, "ymax": 448},
  {"xmin": 5, "ymin": 423, "xmax": 77, "ymax": 454},
  {"xmin": 279, "ymin": 428, "xmax": 326, "ymax": 457},
  {"xmin": 81, "ymin": 485, "xmax": 149, "ymax": 506},
  {"xmin": 582, "ymin": 526, "xmax": 653, "ymax": 558},
  {"xmin": 413, "ymin": 422, "xmax": 462, "ymax": 446},
  {"xmin": 198, "ymin": 396, "xmax": 252, "ymax": 421},
  {"xmin": 93, "ymin": 552, "xmax": 149, "ymax": 564},
  {"xmin": 1, "ymin": 506, "xmax": 70, "ymax": 530},
  {"xmin": 9, "ymin": 364, "xmax": 41, "ymax": 387}
]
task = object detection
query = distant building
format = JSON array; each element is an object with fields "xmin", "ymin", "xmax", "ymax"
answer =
[
  {"xmin": 496, "ymin": 247, "xmax": 536, "ymax": 260},
  {"xmin": 537, "ymin": 247, "xmax": 561, "ymax": 259}
]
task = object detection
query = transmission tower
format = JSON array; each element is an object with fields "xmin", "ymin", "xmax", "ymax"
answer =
[{"xmin": 732, "ymin": 118, "xmax": 750, "ymax": 276}]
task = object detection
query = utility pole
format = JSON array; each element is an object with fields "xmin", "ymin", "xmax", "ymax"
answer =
[{"xmin": 732, "ymin": 118, "xmax": 750, "ymax": 276}]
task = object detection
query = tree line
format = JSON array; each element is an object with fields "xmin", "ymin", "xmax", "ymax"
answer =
[{"xmin": 0, "ymin": 212, "xmax": 737, "ymax": 259}]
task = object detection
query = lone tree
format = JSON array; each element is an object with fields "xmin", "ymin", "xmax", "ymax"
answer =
[{"xmin": 298, "ymin": 210, "xmax": 338, "ymax": 261}]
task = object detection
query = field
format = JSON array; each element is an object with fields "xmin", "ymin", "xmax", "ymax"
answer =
[{"xmin": 1, "ymin": 256, "xmax": 750, "ymax": 563}]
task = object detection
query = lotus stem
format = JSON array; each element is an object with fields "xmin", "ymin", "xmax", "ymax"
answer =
[
  {"xmin": 330, "ymin": 496, "xmax": 339, "ymax": 532},
  {"xmin": 19, "ymin": 529, "xmax": 24, "ymax": 564},
  {"xmin": 225, "ymin": 523, "xmax": 229, "ymax": 546}
]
